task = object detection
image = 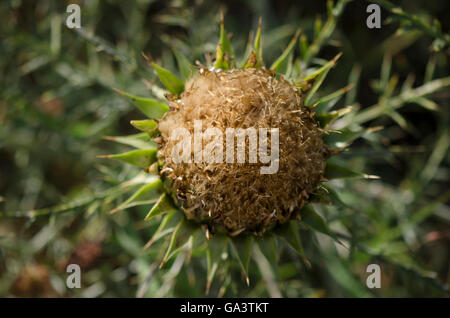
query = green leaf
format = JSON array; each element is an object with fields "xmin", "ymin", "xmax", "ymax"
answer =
[
  {"xmin": 353, "ymin": 77, "xmax": 450, "ymax": 125},
  {"xmin": 315, "ymin": 84, "xmax": 354, "ymax": 111},
  {"xmin": 239, "ymin": 30, "xmax": 254, "ymax": 68},
  {"xmin": 131, "ymin": 120, "xmax": 159, "ymax": 137},
  {"xmin": 302, "ymin": 53, "xmax": 342, "ymax": 105},
  {"xmin": 151, "ymin": 62, "xmax": 185, "ymax": 95},
  {"xmin": 299, "ymin": 34, "xmax": 308, "ymax": 61},
  {"xmin": 254, "ymin": 17, "xmax": 263, "ymax": 68},
  {"xmin": 411, "ymin": 97, "xmax": 439, "ymax": 111},
  {"xmin": 104, "ymin": 132, "xmax": 155, "ymax": 149},
  {"xmin": 145, "ymin": 193, "xmax": 177, "ymax": 220},
  {"xmin": 114, "ymin": 88, "xmax": 169, "ymax": 119},
  {"xmin": 255, "ymin": 235, "xmax": 279, "ymax": 277},
  {"xmin": 276, "ymin": 221, "xmax": 310, "ymax": 267},
  {"xmin": 314, "ymin": 106, "xmax": 353, "ymax": 128},
  {"xmin": 99, "ymin": 149, "xmax": 157, "ymax": 168},
  {"xmin": 324, "ymin": 127, "xmax": 381, "ymax": 148},
  {"xmin": 243, "ymin": 51, "xmax": 257, "ymax": 69},
  {"xmin": 345, "ymin": 64, "xmax": 362, "ymax": 106},
  {"xmin": 301, "ymin": 205, "xmax": 340, "ymax": 241},
  {"xmin": 301, "ymin": 0, "xmax": 349, "ymax": 63},
  {"xmin": 172, "ymin": 48, "xmax": 196, "ymax": 81},
  {"xmin": 270, "ymin": 29, "xmax": 300, "ymax": 74},
  {"xmin": 109, "ymin": 178, "xmax": 163, "ymax": 214},
  {"xmin": 300, "ymin": 204, "xmax": 331, "ymax": 235},
  {"xmin": 252, "ymin": 241, "xmax": 282, "ymax": 297},
  {"xmin": 310, "ymin": 185, "xmax": 349, "ymax": 209},
  {"xmin": 163, "ymin": 232, "xmax": 196, "ymax": 267},
  {"xmin": 314, "ymin": 16, "xmax": 323, "ymax": 38},
  {"xmin": 160, "ymin": 218, "xmax": 184, "ymax": 267},
  {"xmin": 144, "ymin": 210, "xmax": 178, "ymax": 249},
  {"xmin": 214, "ymin": 14, "xmax": 235, "ymax": 69},
  {"xmin": 424, "ymin": 55, "xmax": 436, "ymax": 83},
  {"xmin": 206, "ymin": 236, "xmax": 228, "ymax": 294},
  {"xmin": 324, "ymin": 162, "xmax": 378, "ymax": 180},
  {"xmin": 228, "ymin": 236, "xmax": 253, "ymax": 285}
]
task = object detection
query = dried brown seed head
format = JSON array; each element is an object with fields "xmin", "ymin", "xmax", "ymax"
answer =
[{"xmin": 157, "ymin": 68, "xmax": 327, "ymax": 235}]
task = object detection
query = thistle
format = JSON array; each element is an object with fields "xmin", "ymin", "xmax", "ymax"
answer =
[{"xmin": 103, "ymin": 15, "xmax": 377, "ymax": 291}]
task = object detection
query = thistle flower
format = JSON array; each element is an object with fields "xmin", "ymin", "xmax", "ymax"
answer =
[{"xmin": 105, "ymin": 16, "xmax": 376, "ymax": 290}]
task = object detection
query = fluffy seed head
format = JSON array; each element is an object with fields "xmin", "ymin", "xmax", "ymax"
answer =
[{"xmin": 157, "ymin": 68, "xmax": 327, "ymax": 235}]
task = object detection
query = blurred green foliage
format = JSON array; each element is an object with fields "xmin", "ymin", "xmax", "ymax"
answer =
[{"xmin": 0, "ymin": 0, "xmax": 449, "ymax": 297}]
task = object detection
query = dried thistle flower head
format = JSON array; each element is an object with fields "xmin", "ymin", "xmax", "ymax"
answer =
[
  {"xmin": 104, "ymin": 14, "xmax": 366, "ymax": 284},
  {"xmin": 157, "ymin": 68, "xmax": 328, "ymax": 235}
]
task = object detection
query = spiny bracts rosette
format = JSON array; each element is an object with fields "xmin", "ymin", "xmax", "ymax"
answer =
[
  {"xmin": 157, "ymin": 68, "xmax": 329, "ymax": 235},
  {"xmin": 103, "ymin": 15, "xmax": 375, "ymax": 278}
]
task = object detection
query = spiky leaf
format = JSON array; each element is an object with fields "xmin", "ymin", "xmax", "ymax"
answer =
[
  {"xmin": 301, "ymin": 204, "xmax": 342, "ymax": 245},
  {"xmin": 114, "ymin": 89, "xmax": 169, "ymax": 119},
  {"xmin": 276, "ymin": 221, "xmax": 311, "ymax": 267},
  {"xmin": 315, "ymin": 106, "xmax": 353, "ymax": 128},
  {"xmin": 109, "ymin": 178, "xmax": 163, "ymax": 214},
  {"xmin": 145, "ymin": 193, "xmax": 177, "ymax": 220},
  {"xmin": 144, "ymin": 210, "xmax": 178, "ymax": 249},
  {"xmin": 254, "ymin": 17, "xmax": 263, "ymax": 67},
  {"xmin": 324, "ymin": 162, "xmax": 378, "ymax": 180},
  {"xmin": 151, "ymin": 62, "xmax": 185, "ymax": 95},
  {"xmin": 214, "ymin": 15, "xmax": 235, "ymax": 69},
  {"xmin": 172, "ymin": 48, "xmax": 196, "ymax": 81},
  {"xmin": 160, "ymin": 218, "xmax": 184, "ymax": 267},
  {"xmin": 270, "ymin": 29, "xmax": 300, "ymax": 74},
  {"xmin": 206, "ymin": 236, "xmax": 228, "ymax": 294},
  {"xmin": 99, "ymin": 149, "xmax": 157, "ymax": 168},
  {"xmin": 228, "ymin": 236, "xmax": 253, "ymax": 285},
  {"xmin": 104, "ymin": 133, "xmax": 155, "ymax": 149},
  {"xmin": 131, "ymin": 120, "xmax": 158, "ymax": 137}
]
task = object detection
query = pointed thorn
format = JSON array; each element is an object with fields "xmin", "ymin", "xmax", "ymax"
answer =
[
  {"xmin": 112, "ymin": 87, "xmax": 123, "ymax": 95},
  {"xmin": 229, "ymin": 228, "xmax": 246, "ymax": 237},
  {"xmin": 369, "ymin": 126, "xmax": 384, "ymax": 132},
  {"xmin": 293, "ymin": 28, "xmax": 302, "ymax": 41},
  {"xmin": 342, "ymin": 83, "xmax": 355, "ymax": 93},
  {"xmin": 108, "ymin": 207, "xmax": 120, "ymax": 215},
  {"xmin": 220, "ymin": 11, "xmax": 224, "ymax": 23},
  {"xmin": 143, "ymin": 239, "xmax": 155, "ymax": 250},
  {"xmin": 141, "ymin": 52, "xmax": 152, "ymax": 64},
  {"xmin": 332, "ymin": 52, "xmax": 343, "ymax": 64},
  {"xmin": 302, "ymin": 256, "xmax": 312, "ymax": 269},
  {"xmin": 327, "ymin": 148, "xmax": 346, "ymax": 157}
]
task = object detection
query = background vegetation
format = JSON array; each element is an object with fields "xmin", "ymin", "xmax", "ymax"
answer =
[{"xmin": 0, "ymin": 0, "xmax": 449, "ymax": 297}]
